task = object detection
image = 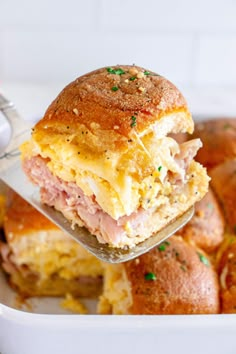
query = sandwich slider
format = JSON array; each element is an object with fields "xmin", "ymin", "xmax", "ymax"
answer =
[
  {"xmin": 0, "ymin": 191, "xmax": 103, "ymax": 298},
  {"xmin": 20, "ymin": 65, "xmax": 209, "ymax": 249}
]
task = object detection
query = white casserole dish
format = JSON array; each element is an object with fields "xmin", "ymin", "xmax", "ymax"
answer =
[
  {"xmin": 1, "ymin": 274, "xmax": 236, "ymax": 354},
  {"xmin": 0, "ymin": 88, "xmax": 236, "ymax": 354}
]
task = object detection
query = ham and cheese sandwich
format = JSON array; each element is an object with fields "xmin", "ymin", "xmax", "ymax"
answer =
[
  {"xmin": 20, "ymin": 65, "xmax": 209, "ymax": 248},
  {"xmin": 0, "ymin": 191, "xmax": 103, "ymax": 297}
]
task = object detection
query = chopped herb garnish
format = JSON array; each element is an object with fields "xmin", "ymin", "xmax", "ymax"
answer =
[
  {"xmin": 111, "ymin": 86, "xmax": 119, "ymax": 91},
  {"xmin": 107, "ymin": 67, "xmax": 125, "ymax": 75},
  {"xmin": 144, "ymin": 71, "xmax": 151, "ymax": 75},
  {"xmin": 197, "ymin": 252, "xmax": 210, "ymax": 266},
  {"xmin": 180, "ymin": 265, "xmax": 186, "ymax": 272},
  {"xmin": 158, "ymin": 241, "xmax": 170, "ymax": 251},
  {"xmin": 158, "ymin": 244, "xmax": 166, "ymax": 251},
  {"xmin": 129, "ymin": 76, "xmax": 136, "ymax": 81},
  {"xmin": 223, "ymin": 123, "xmax": 231, "ymax": 130},
  {"xmin": 144, "ymin": 272, "xmax": 156, "ymax": 281},
  {"xmin": 229, "ymin": 237, "xmax": 235, "ymax": 244},
  {"xmin": 158, "ymin": 166, "xmax": 162, "ymax": 172},
  {"xmin": 130, "ymin": 115, "xmax": 137, "ymax": 127}
]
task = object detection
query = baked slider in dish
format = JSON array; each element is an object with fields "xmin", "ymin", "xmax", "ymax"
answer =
[
  {"xmin": 98, "ymin": 236, "xmax": 220, "ymax": 314},
  {"xmin": 192, "ymin": 118, "xmax": 236, "ymax": 170},
  {"xmin": 217, "ymin": 235, "xmax": 236, "ymax": 313},
  {"xmin": 177, "ymin": 188, "xmax": 225, "ymax": 253},
  {"xmin": 0, "ymin": 191, "xmax": 103, "ymax": 297},
  {"xmin": 209, "ymin": 159, "xmax": 236, "ymax": 235},
  {"xmin": 20, "ymin": 65, "xmax": 209, "ymax": 249}
]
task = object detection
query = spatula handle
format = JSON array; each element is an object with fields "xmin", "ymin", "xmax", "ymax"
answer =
[{"xmin": 0, "ymin": 93, "xmax": 31, "ymax": 174}]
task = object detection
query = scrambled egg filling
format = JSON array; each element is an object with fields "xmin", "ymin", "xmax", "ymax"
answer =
[
  {"xmin": 21, "ymin": 130, "xmax": 187, "ymax": 220},
  {"xmin": 11, "ymin": 231, "xmax": 103, "ymax": 281},
  {"xmin": 97, "ymin": 264, "xmax": 132, "ymax": 315}
]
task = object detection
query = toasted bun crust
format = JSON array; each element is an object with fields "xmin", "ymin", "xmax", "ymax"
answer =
[
  {"xmin": 177, "ymin": 188, "xmax": 225, "ymax": 253},
  {"xmin": 124, "ymin": 236, "xmax": 219, "ymax": 314},
  {"xmin": 192, "ymin": 118, "xmax": 236, "ymax": 170},
  {"xmin": 210, "ymin": 159, "xmax": 236, "ymax": 234},
  {"xmin": 33, "ymin": 65, "xmax": 193, "ymax": 153},
  {"xmin": 0, "ymin": 194, "xmax": 6, "ymax": 228}
]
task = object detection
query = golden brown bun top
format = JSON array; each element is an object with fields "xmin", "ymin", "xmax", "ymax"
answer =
[
  {"xmin": 3, "ymin": 191, "xmax": 58, "ymax": 243},
  {"xmin": 124, "ymin": 236, "xmax": 219, "ymax": 314},
  {"xmin": 192, "ymin": 118, "xmax": 236, "ymax": 170},
  {"xmin": 33, "ymin": 65, "xmax": 192, "ymax": 150}
]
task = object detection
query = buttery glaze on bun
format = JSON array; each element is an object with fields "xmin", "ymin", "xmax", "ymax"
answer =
[
  {"xmin": 20, "ymin": 65, "xmax": 209, "ymax": 248},
  {"xmin": 98, "ymin": 236, "xmax": 220, "ymax": 314}
]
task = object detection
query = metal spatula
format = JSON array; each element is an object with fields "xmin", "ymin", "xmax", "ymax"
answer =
[{"xmin": 0, "ymin": 93, "xmax": 194, "ymax": 263}]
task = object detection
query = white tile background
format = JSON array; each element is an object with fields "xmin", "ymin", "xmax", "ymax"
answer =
[{"xmin": 1, "ymin": 0, "xmax": 236, "ymax": 117}]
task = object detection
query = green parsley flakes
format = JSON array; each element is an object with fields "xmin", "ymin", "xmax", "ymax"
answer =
[
  {"xmin": 129, "ymin": 76, "xmax": 136, "ymax": 81},
  {"xmin": 223, "ymin": 123, "xmax": 231, "ymax": 130},
  {"xmin": 130, "ymin": 115, "xmax": 137, "ymax": 128},
  {"xmin": 197, "ymin": 252, "xmax": 210, "ymax": 266},
  {"xmin": 144, "ymin": 71, "xmax": 151, "ymax": 75},
  {"xmin": 144, "ymin": 272, "xmax": 156, "ymax": 281},
  {"xmin": 158, "ymin": 240, "xmax": 170, "ymax": 252},
  {"xmin": 158, "ymin": 166, "xmax": 162, "ymax": 172},
  {"xmin": 111, "ymin": 86, "xmax": 119, "ymax": 91},
  {"xmin": 180, "ymin": 265, "xmax": 187, "ymax": 272},
  {"xmin": 107, "ymin": 67, "xmax": 126, "ymax": 75}
]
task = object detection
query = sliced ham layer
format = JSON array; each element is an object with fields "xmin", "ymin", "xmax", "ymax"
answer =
[
  {"xmin": 22, "ymin": 139, "xmax": 201, "ymax": 246},
  {"xmin": 23, "ymin": 156, "xmax": 152, "ymax": 245}
]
